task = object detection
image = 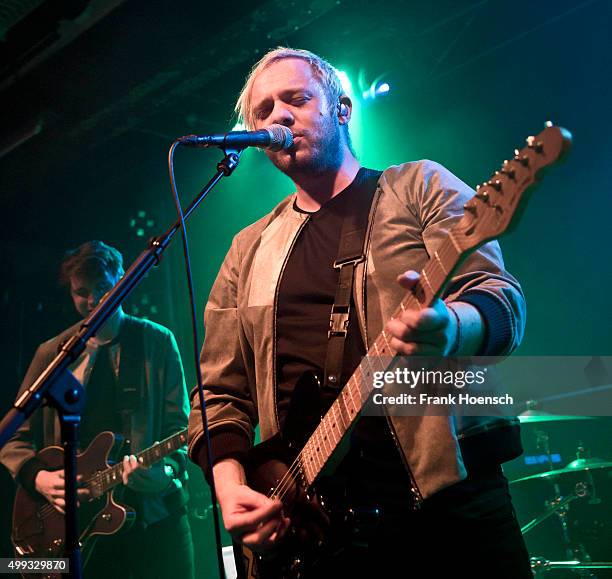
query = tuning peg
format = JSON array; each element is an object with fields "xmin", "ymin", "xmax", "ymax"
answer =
[
  {"xmin": 526, "ymin": 136, "xmax": 543, "ymax": 153},
  {"xmin": 475, "ymin": 190, "xmax": 490, "ymax": 202},
  {"xmin": 500, "ymin": 164, "xmax": 516, "ymax": 180},
  {"xmin": 487, "ymin": 179, "xmax": 502, "ymax": 191},
  {"xmin": 513, "ymin": 151, "xmax": 529, "ymax": 166}
]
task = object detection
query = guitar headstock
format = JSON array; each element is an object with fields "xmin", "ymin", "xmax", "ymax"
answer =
[{"xmin": 456, "ymin": 122, "xmax": 572, "ymax": 250}]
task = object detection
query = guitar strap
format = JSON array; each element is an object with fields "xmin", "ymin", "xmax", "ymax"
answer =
[
  {"xmin": 323, "ymin": 169, "xmax": 382, "ymax": 389},
  {"xmin": 115, "ymin": 317, "xmax": 145, "ymax": 454}
]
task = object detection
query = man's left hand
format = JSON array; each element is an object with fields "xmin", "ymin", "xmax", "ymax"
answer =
[
  {"xmin": 385, "ymin": 270, "xmax": 458, "ymax": 356},
  {"xmin": 122, "ymin": 454, "xmax": 174, "ymax": 493}
]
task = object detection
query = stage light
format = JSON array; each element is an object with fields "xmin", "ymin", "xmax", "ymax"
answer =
[
  {"xmin": 129, "ymin": 210, "xmax": 155, "ymax": 238},
  {"xmin": 362, "ymin": 77, "xmax": 391, "ymax": 101}
]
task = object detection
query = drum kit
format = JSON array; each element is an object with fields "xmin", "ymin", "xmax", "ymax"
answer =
[{"xmin": 511, "ymin": 412, "xmax": 612, "ymax": 577}]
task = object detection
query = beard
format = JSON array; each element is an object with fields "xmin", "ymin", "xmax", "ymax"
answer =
[{"xmin": 266, "ymin": 113, "xmax": 343, "ymax": 178}]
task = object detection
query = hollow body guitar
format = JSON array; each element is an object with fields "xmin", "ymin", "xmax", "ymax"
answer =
[
  {"xmin": 233, "ymin": 125, "xmax": 572, "ymax": 579},
  {"xmin": 12, "ymin": 428, "xmax": 188, "ymax": 579}
]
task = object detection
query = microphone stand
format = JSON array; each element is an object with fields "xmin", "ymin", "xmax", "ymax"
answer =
[{"xmin": 0, "ymin": 147, "xmax": 242, "ymax": 579}]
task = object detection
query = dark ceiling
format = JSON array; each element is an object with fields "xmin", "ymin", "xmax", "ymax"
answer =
[{"xmin": 1, "ymin": 0, "xmax": 604, "ymax": 244}]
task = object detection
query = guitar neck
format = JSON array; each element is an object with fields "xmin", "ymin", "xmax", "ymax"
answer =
[
  {"xmin": 90, "ymin": 428, "xmax": 188, "ymax": 494},
  {"xmin": 297, "ymin": 240, "xmax": 460, "ymax": 487}
]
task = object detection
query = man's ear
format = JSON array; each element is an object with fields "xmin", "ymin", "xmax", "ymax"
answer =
[{"xmin": 337, "ymin": 95, "xmax": 352, "ymax": 124}]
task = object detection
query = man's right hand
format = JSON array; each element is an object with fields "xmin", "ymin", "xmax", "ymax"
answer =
[
  {"xmin": 34, "ymin": 470, "xmax": 89, "ymax": 514},
  {"xmin": 214, "ymin": 459, "xmax": 290, "ymax": 553},
  {"xmin": 218, "ymin": 483, "xmax": 290, "ymax": 553}
]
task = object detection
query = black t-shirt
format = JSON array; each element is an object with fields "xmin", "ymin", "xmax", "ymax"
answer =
[
  {"xmin": 275, "ymin": 169, "xmax": 372, "ymax": 427},
  {"xmin": 275, "ymin": 168, "xmax": 413, "ymax": 509},
  {"xmin": 80, "ymin": 343, "xmax": 122, "ymax": 449}
]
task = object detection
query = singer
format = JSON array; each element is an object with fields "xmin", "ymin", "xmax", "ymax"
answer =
[{"xmin": 188, "ymin": 47, "xmax": 531, "ymax": 577}]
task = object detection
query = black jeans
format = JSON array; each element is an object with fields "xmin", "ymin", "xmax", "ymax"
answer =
[
  {"xmin": 308, "ymin": 466, "xmax": 532, "ymax": 579},
  {"xmin": 84, "ymin": 509, "xmax": 195, "ymax": 579}
]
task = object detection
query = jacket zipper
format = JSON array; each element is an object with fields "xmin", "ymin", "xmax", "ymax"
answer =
[
  {"xmin": 384, "ymin": 414, "xmax": 423, "ymax": 509},
  {"xmin": 356, "ymin": 185, "xmax": 423, "ymax": 508}
]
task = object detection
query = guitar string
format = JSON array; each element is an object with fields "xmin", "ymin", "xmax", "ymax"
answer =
[
  {"xmin": 277, "ymin": 335, "xmax": 400, "ymax": 501},
  {"xmin": 270, "ymin": 372, "xmax": 364, "ymax": 501},
  {"xmin": 270, "ymin": 309, "xmax": 410, "ymax": 502}
]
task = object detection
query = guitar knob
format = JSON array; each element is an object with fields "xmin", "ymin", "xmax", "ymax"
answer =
[
  {"xmin": 475, "ymin": 191, "xmax": 489, "ymax": 202},
  {"xmin": 463, "ymin": 203, "xmax": 477, "ymax": 215},
  {"xmin": 102, "ymin": 513, "xmax": 112, "ymax": 521}
]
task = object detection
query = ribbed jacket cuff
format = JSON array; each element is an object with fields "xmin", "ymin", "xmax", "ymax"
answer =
[
  {"xmin": 195, "ymin": 428, "xmax": 251, "ymax": 485},
  {"xmin": 457, "ymin": 291, "xmax": 514, "ymax": 356}
]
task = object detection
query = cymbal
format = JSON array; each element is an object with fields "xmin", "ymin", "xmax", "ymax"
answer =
[
  {"xmin": 511, "ymin": 458, "xmax": 612, "ymax": 484},
  {"xmin": 518, "ymin": 412, "xmax": 596, "ymax": 424}
]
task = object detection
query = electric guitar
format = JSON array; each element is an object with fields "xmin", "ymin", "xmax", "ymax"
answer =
[
  {"xmin": 234, "ymin": 123, "xmax": 572, "ymax": 578},
  {"xmin": 12, "ymin": 428, "xmax": 188, "ymax": 579}
]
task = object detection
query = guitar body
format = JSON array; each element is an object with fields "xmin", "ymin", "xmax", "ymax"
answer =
[{"xmin": 12, "ymin": 432, "xmax": 135, "ymax": 578}]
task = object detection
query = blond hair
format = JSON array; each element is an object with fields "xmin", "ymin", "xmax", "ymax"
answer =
[{"xmin": 235, "ymin": 47, "xmax": 345, "ymax": 130}]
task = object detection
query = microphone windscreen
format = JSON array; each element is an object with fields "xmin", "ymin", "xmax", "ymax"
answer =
[{"xmin": 266, "ymin": 124, "xmax": 293, "ymax": 151}]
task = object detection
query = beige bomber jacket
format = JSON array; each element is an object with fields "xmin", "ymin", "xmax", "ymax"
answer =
[{"xmin": 188, "ymin": 160, "xmax": 526, "ymax": 501}]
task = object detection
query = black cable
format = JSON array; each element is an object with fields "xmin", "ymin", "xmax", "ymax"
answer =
[{"xmin": 167, "ymin": 141, "xmax": 226, "ymax": 579}]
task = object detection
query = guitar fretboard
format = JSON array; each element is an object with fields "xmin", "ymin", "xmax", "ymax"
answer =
[{"xmin": 86, "ymin": 428, "xmax": 188, "ymax": 495}]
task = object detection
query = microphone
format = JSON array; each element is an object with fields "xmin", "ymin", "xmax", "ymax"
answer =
[{"xmin": 178, "ymin": 124, "xmax": 293, "ymax": 151}]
